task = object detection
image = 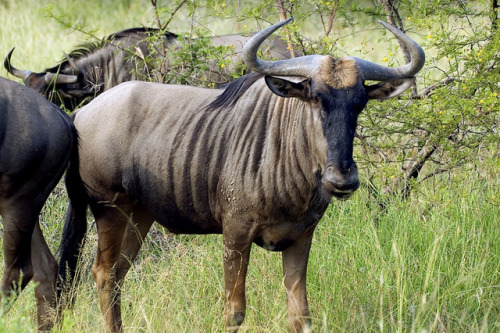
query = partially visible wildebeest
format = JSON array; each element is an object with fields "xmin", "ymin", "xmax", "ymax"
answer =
[
  {"xmin": 57, "ymin": 19, "xmax": 424, "ymax": 332},
  {"xmin": 0, "ymin": 76, "xmax": 77, "ymax": 330},
  {"xmin": 4, "ymin": 27, "xmax": 297, "ymax": 110}
]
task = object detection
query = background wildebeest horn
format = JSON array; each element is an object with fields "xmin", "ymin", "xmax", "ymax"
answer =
[
  {"xmin": 43, "ymin": 72, "xmax": 79, "ymax": 84},
  {"xmin": 4, "ymin": 47, "xmax": 79, "ymax": 84},
  {"xmin": 4, "ymin": 48, "xmax": 33, "ymax": 81},
  {"xmin": 242, "ymin": 18, "xmax": 425, "ymax": 81}
]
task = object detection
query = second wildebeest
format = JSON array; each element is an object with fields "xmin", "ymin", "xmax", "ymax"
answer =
[
  {"xmin": 4, "ymin": 27, "xmax": 298, "ymax": 110},
  {"xmin": 57, "ymin": 19, "xmax": 424, "ymax": 332},
  {"xmin": 0, "ymin": 76, "xmax": 77, "ymax": 330}
]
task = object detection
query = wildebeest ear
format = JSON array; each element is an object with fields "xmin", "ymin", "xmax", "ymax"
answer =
[
  {"xmin": 264, "ymin": 75, "xmax": 309, "ymax": 99},
  {"xmin": 365, "ymin": 77, "xmax": 415, "ymax": 100}
]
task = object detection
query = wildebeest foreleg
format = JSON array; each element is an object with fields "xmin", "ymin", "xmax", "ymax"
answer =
[
  {"xmin": 282, "ymin": 229, "xmax": 314, "ymax": 333},
  {"xmin": 31, "ymin": 221, "xmax": 58, "ymax": 331},
  {"xmin": 91, "ymin": 207, "xmax": 129, "ymax": 333},
  {"xmin": 222, "ymin": 231, "xmax": 252, "ymax": 332}
]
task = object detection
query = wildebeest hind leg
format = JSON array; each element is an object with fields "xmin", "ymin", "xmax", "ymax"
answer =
[
  {"xmin": 0, "ymin": 203, "xmax": 38, "ymax": 301},
  {"xmin": 91, "ymin": 206, "xmax": 129, "ymax": 333},
  {"xmin": 116, "ymin": 208, "xmax": 154, "ymax": 284},
  {"xmin": 31, "ymin": 221, "xmax": 58, "ymax": 331}
]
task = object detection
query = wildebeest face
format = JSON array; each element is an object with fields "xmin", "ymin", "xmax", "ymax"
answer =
[
  {"xmin": 317, "ymin": 81, "xmax": 366, "ymax": 199},
  {"xmin": 264, "ymin": 72, "xmax": 363, "ymax": 199},
  {"xmin": 264, "ymin": 57, "xmax": 416, "ymax": 200}
]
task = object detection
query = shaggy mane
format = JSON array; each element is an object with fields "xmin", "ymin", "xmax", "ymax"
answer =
[
  {"xmin": 205, "ymin": 72, "xmax": 263, "ymax": 111},
  {"xmin": 46, "ymin": 27, "xmax": 177, "ymax": 71}
]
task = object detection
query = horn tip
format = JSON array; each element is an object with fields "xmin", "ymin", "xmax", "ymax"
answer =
[
  {"xmin": 7, "ymin": 47, "xmax": 15, "ymax": 58},
  {"xmin": 378, "ymin": 20, "xmax": 395, "ymax": 30},
  {"xmin": 277, "ymin": 17, "xmax": 293, "ymax": 28}
]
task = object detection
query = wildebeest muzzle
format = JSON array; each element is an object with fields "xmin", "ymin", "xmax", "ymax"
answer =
[{"xmin": 322, "ymin": 162, "xmax": 359, "ymax": 199}]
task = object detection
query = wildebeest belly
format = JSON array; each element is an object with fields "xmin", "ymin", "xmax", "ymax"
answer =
[
  {"xmin": 153, "ymin": 211, "xmax": 222, "ymax": 234},
  {"xmin": 124, "ymin": 171, "xmax": 222, "ymax": 235},
  {"xmin": 139, "ymin": 194, "xmax": 222, "ymax": 235}
]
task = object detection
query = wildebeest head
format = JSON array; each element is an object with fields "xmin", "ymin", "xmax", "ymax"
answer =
[
  {"xmin": 4, "ymin": 47, "xmax": 80, "ymax": 96},
  {"xmin": 243, "ymin": 18, "xmax": 424, "ymax": 199},
  {"xmin": 3, "ymin": 28, "xmax": 168, "ymax": 110}
]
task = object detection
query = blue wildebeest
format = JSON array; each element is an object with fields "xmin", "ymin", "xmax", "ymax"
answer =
[
  {"xmin": 0, "ymin": 76, "xmax": 77, "ymax": 330},
  {"xmin": 57, "ymin": 19, "xmax": 424, "ymax": 332},
  {"xmin": 4, "ymin": 27, "xmax": 297, "ymax": 110}
]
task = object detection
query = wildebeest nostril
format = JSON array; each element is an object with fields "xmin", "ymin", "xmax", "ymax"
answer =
[{"xmin": 323, "ymin": 164, "xmax": 359, "ymax": 192}]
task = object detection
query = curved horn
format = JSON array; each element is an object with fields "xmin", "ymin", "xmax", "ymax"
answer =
[
  {"xmin": 4, "ymin": 48, "xmax": 33, "ymax": 80},
  {"xmin": 44, "ymin": 72, "xmax": 79, "ymax": 84},
  {"xmin": 242, "ymin": 17, "xmax": 323, "ymax": 78},
  {"xmin": 351, "ymin": 21, "xmax": 425, "ymax": 81}
]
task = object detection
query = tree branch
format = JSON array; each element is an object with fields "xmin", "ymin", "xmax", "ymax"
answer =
[
  {"xmin": 276, "ymin": 0, "xmax": 297, "ymax": 58},
  {"xmin": 322, "ymin": 6, "xmax": 337, "ymax": 37},
  {"xmin": 493, "ymin": 0, "xmax": 499, "ymax": 30},
  {"xmin": 413, "ymin": 78, "xmax": 457, "ymax": 99},
  {"xmin": 380, "ymin": 0, "xmax": 411, "ymax": 64},
  {"xmin": 160, "ymin": 0, "xmax": 188, "ymax": 31}
]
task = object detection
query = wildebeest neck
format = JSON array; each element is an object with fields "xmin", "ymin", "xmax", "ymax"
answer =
[{"xmin": 217, "ymin": 78, "xmax": 330, "ymax": 217}]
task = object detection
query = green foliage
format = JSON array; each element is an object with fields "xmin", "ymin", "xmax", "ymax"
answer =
[
  {"xmin": 134, "ymin": 28, "xmax": 238, "ymax": 87},
  {"xmin": 331, "ymin": 0, "xmax": 499, "ymax": 199}
]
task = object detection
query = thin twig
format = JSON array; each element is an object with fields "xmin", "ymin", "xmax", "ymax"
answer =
[
  {"xmin": 161, "ymin": 0, "xmax": 188, "ymax": 31},
  {"xmin": 276, "ymin": 0, "xmax": 296, "ymax": 58},
  {"xmin": 413, "ymin": 78, "xmax": 457, "ymax": 98}
]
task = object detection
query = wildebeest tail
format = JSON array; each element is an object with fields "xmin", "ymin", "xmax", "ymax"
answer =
[{"xmin": 57, "ymin": 130, "xmax": 88, "ymax": 305}]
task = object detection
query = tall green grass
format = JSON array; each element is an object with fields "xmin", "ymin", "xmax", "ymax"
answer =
[
  {"xmin": 0, "ymin": 169, "xmax": 497, "ymax": 332},
  {"xmin": 0, "ymin": 1, "xmax": 499, "ymax": 332}
]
